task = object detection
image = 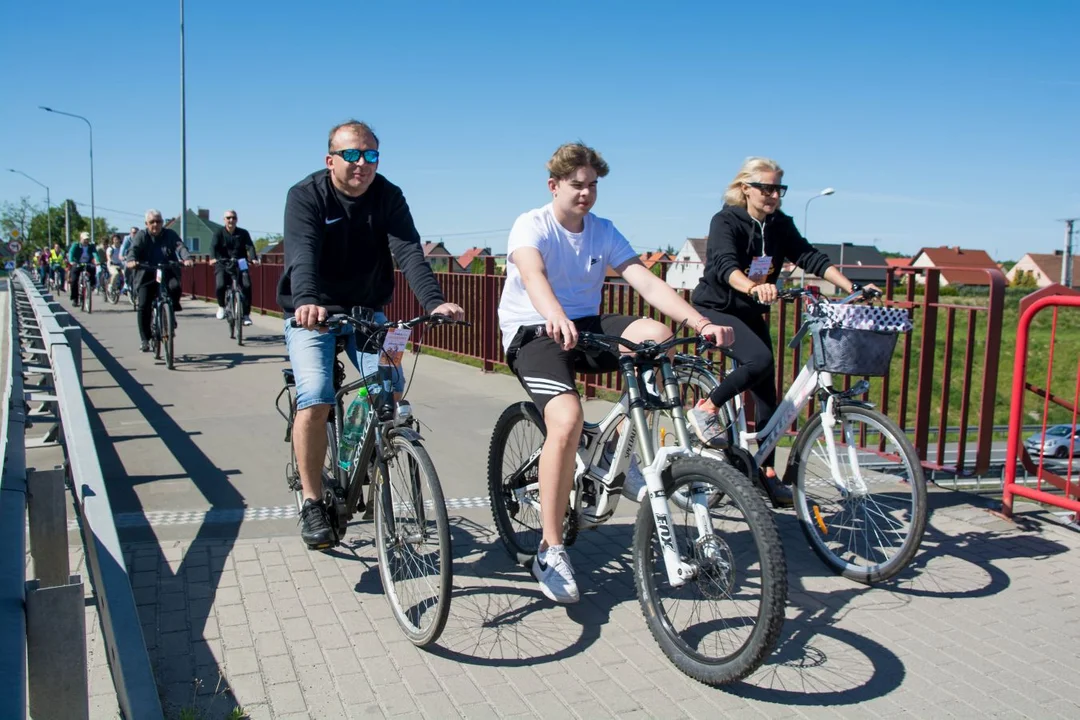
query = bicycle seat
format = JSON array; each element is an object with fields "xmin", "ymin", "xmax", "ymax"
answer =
[{"xmin": 282, "ymin": 368, "xmax": 295, "ymax": 386}]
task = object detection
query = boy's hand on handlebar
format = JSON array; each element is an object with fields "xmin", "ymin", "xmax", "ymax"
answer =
[
  {"xmin": 749, "ymin": 283, "xmax": 778, "ymax": 304},
  {"xmin": 182, "ymin": 259, "xmax": 194, "ymax": 267},
  {"xmin": 294, "ymin": 304, "xmax": 328, "ymax": 331},
  {"xmin": 431, "ymin": 302, "xmax": 465, "ymax": 321},
  {"xmin": 701, "ymin": 323, "xmax": 735, "ymax": 348},
  {"xmin": 546, "ymin": 311, "xmax": 578, "ymax": 351}
]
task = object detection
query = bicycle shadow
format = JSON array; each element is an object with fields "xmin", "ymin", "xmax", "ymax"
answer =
[
  {"xmin": 235, "ymin": 333, "xmax": 285, "ymax": 348},
  {"xmin": 170, "ymin": 352, "xmax": 289, "ymax": 372}
]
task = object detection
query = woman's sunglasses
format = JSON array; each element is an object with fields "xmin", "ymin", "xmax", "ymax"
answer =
[
  {"xmin": 747, "ymin": 182, "xmax": 788, "ymax": 197},
  {"xmin": 331, "ymin": 148, "xmax": 380, "ymax": 164}
]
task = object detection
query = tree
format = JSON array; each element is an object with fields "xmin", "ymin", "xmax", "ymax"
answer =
[
  {"xmin": 2, "ymin": 198, "xmax": 114, "ymax": 258},
  {"xmin": 1011, "ymin": 269, "xmax": 1037, "ymax": 289},
  {"xmin": 1, "ymin": 196, "xmax": 38, "ymax": 246},
  {"xmin": 254, "ymin": 233, "xmax": 283, "ymax": 254}
]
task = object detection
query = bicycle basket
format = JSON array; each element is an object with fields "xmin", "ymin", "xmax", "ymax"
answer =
[{"xmin": 807, "ymin": 304, "xmax": 912, "ymax": 377}]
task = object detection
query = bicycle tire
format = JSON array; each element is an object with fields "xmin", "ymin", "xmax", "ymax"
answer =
[
  {"xmin": 235, "ymin": 288, "xmax": 244, "ymax": 346},
  {"xmin": 163, "ymin": 303, "xmax": 176, "ymax": 370},
  {"xmin": 633, "ymin": 457, "xmax": 787, "ymax": 686},
  {"xmin": 289, "ymin": 421, "xmax": 337, "ymax": 516},
  {"xmin": 487, "ymin": 402, "xmax": 576, "ymax": 567},
  {"xmin": 151, "ymin": 306, "xmax": 162, "ymax": 360},
  {"xmin": 374, "ymin": 434, "xmax": 452, "ymax": 647},
  {"xmin": 791, "ymin": 404, "xmax": 927, "ymax": 584}
]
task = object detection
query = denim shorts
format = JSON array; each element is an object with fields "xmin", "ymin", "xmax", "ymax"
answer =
[{"xmin": 284, "ymin": 312, "xmax": 405, "ymax": 411}]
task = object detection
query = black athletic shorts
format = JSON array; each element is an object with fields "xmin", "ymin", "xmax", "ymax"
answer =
[{"xmin": 505, "ymin": 314, "xmax": 639, "ymax": 414}]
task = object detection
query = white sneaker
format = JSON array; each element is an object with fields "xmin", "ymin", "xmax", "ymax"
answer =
[
  {"xmin": 215, "ymin": 307, "xmax": 225, "ymax": 320},
  {"xmin": 622, "ymin": 454, "xmax": 647, "ymax": 502},
  {"xmin": 532, "ymin": 544, "xmax": 579, "ymax": 604},
  {"xmin": 243, "ymin": 315, "xmax": 253, "ymax": 326}
]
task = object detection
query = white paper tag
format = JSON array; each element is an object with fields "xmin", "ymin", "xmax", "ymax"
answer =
[
  {"xmin": 237, "ymin": 258, "xmax": 249, "ymax": 272},
  {"xmin": 156, "ymin": 268, "xmax": 163, "ymax": 283},
  {"xmin": 381, "ymin": 328, "xmax": 411, "ymax": 366},
  {"xmin": 748, "ymin": 255, "xmax": 773, "ymax": 282}
]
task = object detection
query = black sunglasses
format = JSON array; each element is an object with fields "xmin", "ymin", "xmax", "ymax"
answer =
[
  {"xmin": 747, "ymin": 182, "xmax": 788, "ymax": 197},
  {"xmin": 331, "ymin": 148, "xmax": 379, "ymax": 164},
  {"xmin": 224, "ymin": 216, "xmax": 237, "ymax": 220}
]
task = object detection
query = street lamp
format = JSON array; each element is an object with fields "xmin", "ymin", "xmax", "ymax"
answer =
[
  {"xmin": 39, "ymin": 106, "xmax": 95, "ymax": 248},
  {"xmin": 7, "ymin": 169, "xmax": 51, "ymax": 249},
  {"xmin": 801, "ymin": 188, "xmax": 835, "ymax": 285}
]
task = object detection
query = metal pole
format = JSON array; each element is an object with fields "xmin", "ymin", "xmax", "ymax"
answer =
[
  {"xmin": 1062, "ymin": 219, "xmax": 1076, "ymax": 288},
  {"xmin": 180, "ymin": 0, "xmax": 187, "ymax": 250},
  {"xmin": 801, "ymin": 188, "xmax": 835, "ymax": 286},
  {"xmin": 7, "ymin": 170, "xmax": 51, "ymax": 249},
  {"xmin": 38, "ymin": 107, "xmax": 94, "ymax": 248},
  {"xmin": 64, "ymin": 201, "xmax": 70, "ymax": 247}
]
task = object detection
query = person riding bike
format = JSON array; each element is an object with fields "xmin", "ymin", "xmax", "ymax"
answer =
[
  {"xmin": 497, "ymin": 143, "xmax": 733, "ymax": 604},
  {"xmin": 107, "ymin": 234, "xmax": 126, "ymax": 296},
  {"xmin": 67, "ymin": 232, "xmax": 97, "ymax": 305},
  {"xmin": 210, "ymin": 209, "xmax": 257, "ymax": 326},
  {"xmin": 48, "ymin": 243, "xmax": 66, "ymax": 289},
  {"xmin": 279, "ymin": 119, "xmax": 464, "ymax": 549},
  {"xmin": 120, "ymin": 226, "xmax": 138, "ymax": 297},
  {"xmin": 35, "ymin": 248, "xmax": 49, "ymax": 284},
  {"xmin": 124, "ymin": 209, "xmax": 193, "ymax": 352},
  {"xmin": 686, "ymin": 156, "xmax": 873, "ymax": 507}
]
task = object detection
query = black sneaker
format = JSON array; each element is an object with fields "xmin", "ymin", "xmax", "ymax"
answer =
[
  {"xmin": 139, "ymin": 341, "xmax": 150, "ymax": 353},
  {"xmin": 760, "ymin": 471, "xmax": 794, "ymax": 509},
  {"xmin": 299, "ymin": 498, "xmax": 334, "ymax": 549}
]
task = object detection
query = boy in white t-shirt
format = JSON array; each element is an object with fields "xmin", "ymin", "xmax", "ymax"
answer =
[{"xmin": 497, "ymin": 143, "xmax": 734, "ymax": 604}]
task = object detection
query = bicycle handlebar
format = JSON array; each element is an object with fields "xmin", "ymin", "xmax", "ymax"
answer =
[
  {"xmin": 531, "ymin": 325, "xmax": 718, "ymax": 359},
  {"xmin": 288, "ymin": 311, "xmax": 471, "ymax": 332}
]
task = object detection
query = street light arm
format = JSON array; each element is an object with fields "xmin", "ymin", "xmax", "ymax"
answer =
[{"xmin": 7, "ymin": 169, "xmax": 48, "ymax": 193}]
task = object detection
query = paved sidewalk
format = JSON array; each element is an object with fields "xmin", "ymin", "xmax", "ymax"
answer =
[{"xmin": 117, "ymin": 493, "xmax": 1080, "ymax": 720}]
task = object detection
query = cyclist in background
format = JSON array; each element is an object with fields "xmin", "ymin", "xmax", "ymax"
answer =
[
  {"xmin": 210, "ymin": 209, "xmax": 258, "ymax": 326},
  {"xmin": 67, "ymin": 232, "xmax": 97, "ymax": 305},
  {"xmin": 124, "ymin": 209, "xmax": 193, "ymax": 352},
  {"xmin": 48, "ymin": 243, "xmax": 66, "ymax": 289}
]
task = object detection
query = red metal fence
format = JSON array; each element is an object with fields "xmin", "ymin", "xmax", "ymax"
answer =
[
  {"xmin": 1003, "ymin": 295, "xmax": 1080, "ymax": 521},
  {"xmin": 182, "ymin": 258, "xmax": 1006, "ymax": 477}
]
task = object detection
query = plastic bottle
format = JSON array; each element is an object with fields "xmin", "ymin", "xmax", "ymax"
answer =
[{"xmin": 338, "ymin": 387, "xmax": 370, "ymax": 471}]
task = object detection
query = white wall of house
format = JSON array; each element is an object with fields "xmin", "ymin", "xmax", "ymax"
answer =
[
  {"xmin": 909, "ymin": 252, "xmax": 949, "ymax": 285},
  {"xmin": 1005, "ymin": 255, "xmax": 1052, "ymax": 288},
  {"xmin": 666, "ymin": 239, "xmax": 705, "ymax": 291}
]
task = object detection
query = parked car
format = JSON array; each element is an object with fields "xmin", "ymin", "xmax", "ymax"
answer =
[{"xmin": 1025, "ymin": 424, "xmax": 1080, "ymax": 459}]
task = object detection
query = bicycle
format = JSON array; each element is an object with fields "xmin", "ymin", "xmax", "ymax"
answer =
[
  {"xmin": 220, "ymin": 258, "xmax": 248, "ymax": 346},
  {"xmin": 671, "ymin": 286, "xmax": 926, "ymax": 584},
  {"xmin": 105, "ymin": 267, "xmax": 124, "ymax": 305},
  {"xmin": 74, "ymin": 262, "xmax": 93, "ymax": 313},
  {"xmin": 137, "ymin": 262, "xmax": 180, "ymax": 370},
  {"xmin": 487, "ymin": 328, "xmax": 787, "ymax": 687},
  {"xmin": 276, "ymin": 308, "xmax": 469, "ymax": 647},
  {"xmin": 96, "ymin": 264, "xmax": 110, "ymax": 296}
]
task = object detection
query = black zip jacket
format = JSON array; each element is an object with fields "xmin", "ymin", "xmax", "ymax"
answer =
[
  {"xmin": 123, "ymin": 228, "xmax": 191, "ymax": 289},
  {"xmin": 276, "ymin": 170, "xmax": 445, "ymax": 314},
  {"xmin": 211, "ymin": 227, "xmax": 256, "ymax": 261},
  {"xmin": 691, "ymin": 205, "xmax": 832, "ymax": 315}
]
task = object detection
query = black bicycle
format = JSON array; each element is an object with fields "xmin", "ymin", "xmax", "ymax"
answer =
[
  {"xmin": 137, "ymin": 262, "xmax": 180, "ymax": 370},
  {"xmin": 220, "ymin": 258, "xmax": 247, "ymax": 346},
  {"xmin": 277, "ymin": 308, "xmax": 468, "ymax": 646},
  {"xmin": 74, "ymin": 262, "xmax": 93, "ymax": 313}
]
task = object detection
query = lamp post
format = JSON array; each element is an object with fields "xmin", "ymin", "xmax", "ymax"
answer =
[
  {"xmin": 801, "ymin": 187, "xmax": 835, "ymax": 286},
  {"xmin": 39, "ymin": 106, "xmax": 94, "ymax": 248},
  {"xmin": 180, "ymin": 0, "xmax": 188, "ymax": 249},
  {"xmin": 7, "ymin": 169, "xmax": 51, "ymax": 249}
]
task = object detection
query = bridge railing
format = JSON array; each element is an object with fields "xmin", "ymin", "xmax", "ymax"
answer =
[
  {"xmin": 181, "ymin": 259, "xmax": 1006, "ymax": 477},
  {"xmin": 1, "ymin": 270, "xmax": 163, "ymax": 719}
]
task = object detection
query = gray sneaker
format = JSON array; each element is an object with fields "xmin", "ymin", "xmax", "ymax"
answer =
[
  {"xmin": 687, "ymin": 401, "xmax": 728, "ymax": 448},
  {"xmin": 622, "ymin": 454, "xmax": 647, "ymax": 502},
  {"xmin": 532, "ymin": 544, "xmax": 579, "ymax": 604}
]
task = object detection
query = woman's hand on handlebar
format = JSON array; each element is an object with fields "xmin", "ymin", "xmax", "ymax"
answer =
[
  {"xmin": 700, "ymin": 323, "xmax": 735, "ymax": 348},
  {"xmin": 749, "ymin": 283, "xmax": 778, "ymax": 304},
  {"xmin": 294, "ymin": 304, "xmax": 328, "ymax": 331}
]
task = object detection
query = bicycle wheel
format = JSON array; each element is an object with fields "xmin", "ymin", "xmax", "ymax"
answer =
[
  {"xmin": 374, "ymin": 434, "xmax": 451, "ymax": 647},
  {"xmin": 151, "ymin": 306, "xmax": 163, "ymax": 359},
  {"xmin": 791, "ymin": 404, "xmax": 927, "ymax": 584},
  {"xmin": 672, "ymin": 362, "xmax": 737, "ymax": 448},
  {"xmin": 234, "ymin": 287, "xmax": 244, "ymax": 346},
  {"xmin": 633, "ymin": 457, "xmax": 787, "ymax": 687},
  {"xmin": 162, "ymin": 303, "xmax": 176, "ymax": 370},
  {"xmin": 288, "ymin": 421, "xmax": 337, "ymax": 515},
  {"xmin": 487, "ymin": 403, "xmax": 578, "ymax": 566}
]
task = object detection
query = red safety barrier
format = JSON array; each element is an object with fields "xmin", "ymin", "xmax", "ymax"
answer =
[{"xmin": 1003, "ymin": 294, "xmax": 1080, "ymax": 521}]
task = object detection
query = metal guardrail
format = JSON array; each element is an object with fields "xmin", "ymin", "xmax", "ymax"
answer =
[{"xmin": 2, "ymin": 270, "xmax": 163, "ymax": 719}]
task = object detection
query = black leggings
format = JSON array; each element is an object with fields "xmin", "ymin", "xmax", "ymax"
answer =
[
  {"xmin": 696, "ymin": 307, "xmax": 779, "ymax": 468},
  {"xmin": 215, "ymin": 265, "xmax": 252, "ymax": 315}
]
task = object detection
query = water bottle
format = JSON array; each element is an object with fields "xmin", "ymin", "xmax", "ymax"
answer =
[{"xmin": 338, "ymin": 387, "xmax": 371, "ymax": 471}]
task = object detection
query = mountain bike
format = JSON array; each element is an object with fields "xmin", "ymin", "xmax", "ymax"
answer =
[
  {"xmin": 105, "ymin": 267, "xmax": 123, "ymax": 305},
  {"xmin": 487, "ymin": 328, "xmax": 787, "ymax": 686},
  {"xmin": 671, "ymin": 286, "xmax": 925, "ymax": 584},
  {"xmin": 276, "ymin": 309, "xmax": 469, "ymax": 647},
  {"xmin": 137, "ymin": 262, "xmax": 180, "ymax": 370},
  {"xmin": 74, "ymin": 263, "xmax": 93, "ymax": 313},
  {"xmin": 220, "ymin": 258, "xmax": 247, "ymax": 346}
]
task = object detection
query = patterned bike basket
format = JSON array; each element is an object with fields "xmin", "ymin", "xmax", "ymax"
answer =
[{"xmin": 807, "ymin": 304, "xmax": 912, "ymax": 377}]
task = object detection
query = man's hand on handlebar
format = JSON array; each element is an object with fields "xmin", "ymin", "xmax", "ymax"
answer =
[
  {"xmin": 545, "ymin": 311, "xmax": 578, "ymax": 351},
  {"xmin": 700, "ymin": 323, "xmax": 735, "ymax": 348},
  {"xmin": 431, "ymin": 302, "xmax": 465, "ymax": 322},
  {"xmin": 294, "ymin": 304, "xmax": 329, "ymax": 331},
  {"xmin": 749, "ymin": 283, "xmax": 779, "ymax": 304}
]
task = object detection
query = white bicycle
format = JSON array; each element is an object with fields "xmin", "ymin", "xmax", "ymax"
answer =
[
  {"xmin": 671, "ymin": 286, "xmax": 926, "ymax": 584},
  {"xmin": 488, "ymin": 329, "xmax": 787, "ymax": 686}
]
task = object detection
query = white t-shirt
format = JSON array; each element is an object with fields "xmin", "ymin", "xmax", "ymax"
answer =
[{"xmin": 498, "ymin": 204, "xmax": 638, "ymax": 350}]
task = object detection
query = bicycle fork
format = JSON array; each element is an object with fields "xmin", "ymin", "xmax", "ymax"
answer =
[{"xmin": 819, "ymin": 395, "xmax": 869, "ymax": 496}]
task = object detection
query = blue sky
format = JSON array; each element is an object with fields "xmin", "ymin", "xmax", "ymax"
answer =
[{"xmin": 2, "ymin": 1, "xmax": 1077, "ymax": 260}]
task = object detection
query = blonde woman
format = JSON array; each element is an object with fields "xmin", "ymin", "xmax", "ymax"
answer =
[{"xmin": 687, "ymin": 157, "xmax": 863, "ymax": 507}]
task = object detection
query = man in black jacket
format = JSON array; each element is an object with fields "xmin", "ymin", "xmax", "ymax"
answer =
[
  {"xmin": 124, "ymin": 209, "xmax": 193, "ymax": 352},
  {"xmin": 210, "ymin": 210, "xmax": 257, "ymax": 326},
  {"xmin": 279, "ymin": 120, "xmax": 464, "ymax": 549}
]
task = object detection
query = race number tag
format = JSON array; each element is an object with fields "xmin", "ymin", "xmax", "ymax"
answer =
[
  {"xmin": 381, "ymin": 328, "xmax": 411, "ymax": 366},
  {"xmin": 237, "ymin": 258, "xmax": 249, "ymax": 271},
  {"xmin": 748, "ymin": 255, "xmax": 773, "ymax": 283},
  {"xmin": 156, "ymin": 269, "xmax": 163, "ymax": 283}
]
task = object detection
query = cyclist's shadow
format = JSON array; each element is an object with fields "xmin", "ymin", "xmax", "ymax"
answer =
[{"xmin": 425, "ymin": 517, "xmax": 641, "ymax": 668}]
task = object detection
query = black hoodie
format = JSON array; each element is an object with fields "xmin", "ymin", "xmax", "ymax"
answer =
[
  {"xmin": 691, "ymin": 205, "xmax": 832, "ymax": 315},
  {"xmin": 276, "ymin": 170, "xmax": 445, "ymax": 314}
]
